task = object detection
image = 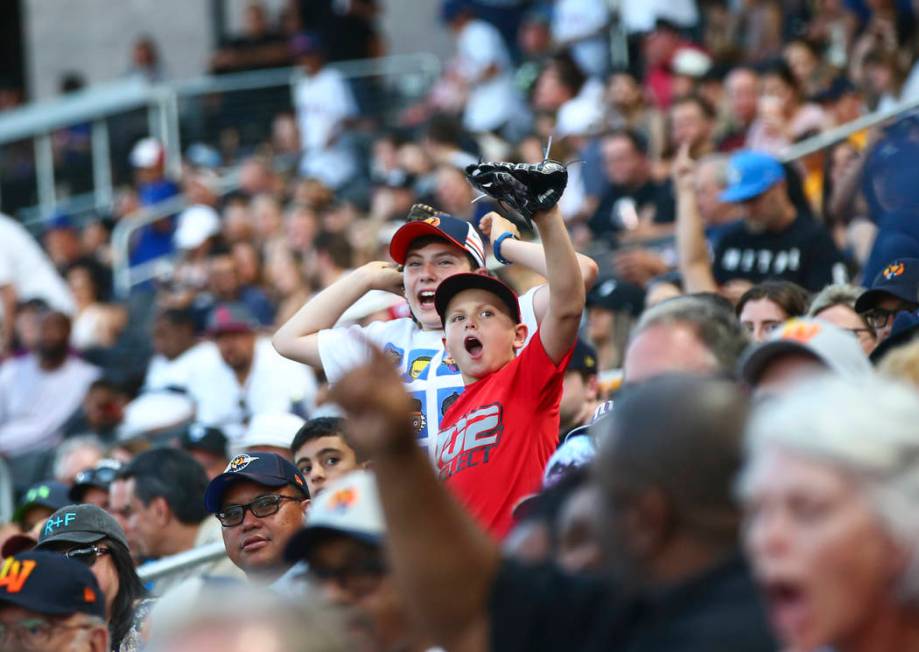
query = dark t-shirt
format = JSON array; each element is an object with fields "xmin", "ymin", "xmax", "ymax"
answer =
[
  {"xmin": 489, "ymin": 554, "xmax": 776, "ymax": 652},
  {"xmin": 712, "ymin": 214, "xmax": 845, "ymax": 292},
  {"xmin": 589, "ymin": 180, "xmax": 676, "ymax": 241}
]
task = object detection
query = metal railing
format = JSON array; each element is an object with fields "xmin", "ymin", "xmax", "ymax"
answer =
[
  {"xmin": 0, "ymin": 53, "xmax": 441, "ymax": 229},
  {"xmin": 137, "ymin": 541, "xmax": 228, "ymax": 583}
]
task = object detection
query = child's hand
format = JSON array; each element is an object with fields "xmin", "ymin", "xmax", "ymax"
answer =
[
  {"xmin": 329, "ymin": 343, "xmax": 417, "ymax": 458},
  {"xmin": 359, "ymin": 261, "xmax": 404, "ymax": 295},
  {"xmin": 479, "ymin": 211, "xmax": 520, "ymax": 244}
]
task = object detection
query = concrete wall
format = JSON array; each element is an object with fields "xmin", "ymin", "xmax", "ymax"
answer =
[{"xmin": 24, "ymin": 0, "xmax": 213, "ymax": 100}]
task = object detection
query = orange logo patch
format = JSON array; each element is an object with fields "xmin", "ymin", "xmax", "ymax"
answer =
[
  {"xmin": 328, "ymin": 488, "xmax": 356, "ymax": 512},
  {"xmin": 423, "ymin": 216, "xmax": 441, "ymax": 227},
  {"xmin": 0, "ymin": 558, "xmax": 36, "ymax": 594},
  {"xmin": 780, "ymin": 320, "xmax": 822, "ymax": 343},
  {"xmin": 84, "ymin": 586, "xmax": 97, "ymax": 603},
  {"xmin": 883, "ymin": 262, "xmax": 906, "ymax": 280}
]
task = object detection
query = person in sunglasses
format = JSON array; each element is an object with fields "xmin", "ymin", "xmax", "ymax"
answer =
[
  {"xmin": 204, "ymin": 452, "xmax": 310, "ymax": 583},
  {"xmin": 0, "ymin": 551, "xmax": 110, "ymax": 652},
  {"xmin": 854, "ymin": 258, "xmax": 919, "ymax": 342},
  {"xmin": 284, "ymin": 470, "xmax": 430, "ymax": 652},
  {"xmin": 33, "ymin": 504, "xmax": 150, "ymax": 652}
]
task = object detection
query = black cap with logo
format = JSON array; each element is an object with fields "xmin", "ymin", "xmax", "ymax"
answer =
[
  {"xmin": 204, "ymin": 452, "xmax": 308, "ymax": 513},
  {"xmin": 0, "ymin": 551, "xmax": 106, "ymax": 619}
]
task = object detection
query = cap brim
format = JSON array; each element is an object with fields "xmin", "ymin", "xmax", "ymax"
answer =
[
  {"xmin": 739, "ymin": 340, "xmax": 825, "ymax": 384},
  {"xmin": 204, "ymin": 472, "xmax": 290, "ymax": 513},
  {"xmin": 0, "ymin": 534, "xmax": 37, "ymax": 557},
  {"xmin": 434, "ymin": 273, "xmax": 521, "ymax": 324},
  {"xmin": 389, "ymin": 221, "xmax": 469, "ymax": 265},
  {"xmin": 719, "ymin": 183, "xmax": 767, "ymax": 203},
  {"xmin": 853, "ymin": 288, "xmax": 916, "ymax": 313},
  {"xmin": 284, "ymin": 526, "xmax": 383, "ymax": 563},
  {"xmin": 36, "ymin": 530, "xmax": 105, "ymax": 548},
  {"xmin": 0, "ymin": 592, "xmax": 80, "ymax": 617}
]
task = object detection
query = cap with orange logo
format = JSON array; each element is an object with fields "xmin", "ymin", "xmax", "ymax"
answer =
[{"xmin": 0, "ymin": 551, "xmax": 105, "ymax": 619}]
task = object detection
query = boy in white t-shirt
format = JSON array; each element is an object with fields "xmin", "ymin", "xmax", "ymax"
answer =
[{"xmin": 273, "ymin": 207, "xmax": 597, "ymax": 451}]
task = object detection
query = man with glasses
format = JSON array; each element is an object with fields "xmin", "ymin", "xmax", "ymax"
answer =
[
  {"xmin": 284, "ymin": 470, "xmax": 429, "ymax": 652},
  {"xmin": 0, "ymin": 550, "xmax": 109, "ymax": 652},
  {"xmin": 855, "ymin": 258, "xmax": 919, "ymax": 342},
  {"xmin": 205, "ymin": 452, "xmax": 310, "ymax": 583}
]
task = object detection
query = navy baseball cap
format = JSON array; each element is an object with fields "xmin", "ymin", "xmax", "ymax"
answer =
[
  {"xmin": 0, "ymin": 551, "xmax": 106, "ymax": 619},
  {"xmin": 586, "ymin": 277, "xmax": 645, "ymax": 316},
  {"xmin": 567, "ymin": 339, "xmax": 598, "ymax": 375},
  {"xmin": 720, "ymin": 150, "xmax": 786, "ymax": 203},
  {"xmin": 389, "ymin": 214, "xmax": 486, "ymax": 269},
  {"xmin": 434, "ymin": 271, "xmax": 521, "ymax": 324},
  {"xmin": 204, "ymin": 452, "xmax": 308, "ymax": 513},
  {"xmin": 36, "ymin": 504, "xmax": 129, "ymax": 551},
  {"xmin": 854, "ymin": 258, "xmax": 919, "ymax": 313},
  {"xmin": 206, "ymin": 303, "xmax": 259, "ymax": 336},
  {"xmin": 13, "ymin": 481, "xmax": 70, "ymax": 525},
  {"xmin": 179, "ymin": 423, "xmax": 228, "ymax": 458}
]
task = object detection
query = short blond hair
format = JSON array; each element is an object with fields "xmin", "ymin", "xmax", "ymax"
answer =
[{"xmin": 878, "ymin": 340, "xmax": 919, "ymax": 389}]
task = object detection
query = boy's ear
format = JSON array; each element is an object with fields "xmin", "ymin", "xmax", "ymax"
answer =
[{"xmin": 513, "ymin": 323, "xmax": 528, "ymax": 349}]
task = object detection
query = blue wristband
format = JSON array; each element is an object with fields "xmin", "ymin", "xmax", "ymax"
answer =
[{"xmin": 492, "ymin": 232, "xmax": 518, "ymax": 265}]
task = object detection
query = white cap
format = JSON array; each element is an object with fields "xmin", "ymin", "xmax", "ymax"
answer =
[
  {"xmin": 130, "ymin": 137, "xmax": 165, "ymax": 168},
  {"xmin": 235, "ymin": 412, "xmax": 306, "ymax": 453},
  {"xmin": 174, "ymin": 205, "xmax": 221, "ymax": 250},
  {"xmin": 119, "ymin": 392, "xmax": 195, "ymax": 441},
  {"xmin": 672, "ymin": 48, "xmax": 712, "ymax": 78},
  {"xmin": 286, "ymin": 471, "xmax": 383, "ymax": 560},
  {"xmin": 556, "ymin": 98, "xmax": 605, "ymax": 138},
  {"xmin": 739, "ymin": 318, "xmax": 873, "ymax": 385}
]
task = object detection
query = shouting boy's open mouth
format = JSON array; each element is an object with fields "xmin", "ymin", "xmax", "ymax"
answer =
[{"xmin": 464, "ymin": 335, "xmax": 483, "ymax": 358}]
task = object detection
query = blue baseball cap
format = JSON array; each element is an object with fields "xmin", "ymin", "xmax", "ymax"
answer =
[
  {"xmin": 389, "ymin": 214, "xmax": 486, "ymax": 268},
  {"xmin": 720, "ymin": 150, "xmax": 786, "ymax": 203},
  {"xmin": 855, "ymin": 258, "xmax": 919, "ymax": 313},
  {"xmin": 204, "ymin": 452, "xmax": 308, "ymax": 513},
  {"xmin": 0, "ymin": 551, "xmax": 106, "ymax": 619}
]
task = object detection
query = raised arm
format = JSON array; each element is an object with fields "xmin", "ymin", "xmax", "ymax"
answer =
[
  {"xmin": 480, "ymin": 211, "xmax": 598, "ymax": 324},
  {"xmin": 531, "ymin": 206, "xmax": 585, "ymax": 364},
  {"xmin": 329, "ymin": 347, "xmax": 499, "ymax": 651},
  {"xmin": 673, "ymin": 144, "xmax": 719, "ymax": 293},
  {"xmin": 272, "ymin": 262, "xmax": 403, "ymax": 368}
]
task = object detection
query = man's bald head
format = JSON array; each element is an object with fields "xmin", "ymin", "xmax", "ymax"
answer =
[{"xmin": 593, "ymin": 375, "xmax": 749, "ymax": 587}]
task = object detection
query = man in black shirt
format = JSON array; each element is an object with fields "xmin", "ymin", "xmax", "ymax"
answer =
[
  {"xmin": 328, "ymin": 348, "xmax": 776, "ymax": 652},
  {"xmin": 589, "ymin": 129, "xmax": 676, "ymax": 242},
  {"xmin": 711, "ymin": 151, "xmax": 845, "ymax": 292}
]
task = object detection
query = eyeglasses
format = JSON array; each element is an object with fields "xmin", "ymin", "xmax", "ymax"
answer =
[
  {"xmin": 216, "ymin": 494, "xmax": 302, "ymax": 527},
  {"xmin": 64, "ymin": 545, "xmax": 110, "ymax": 567},
  {"xmin": 307, "ymin": 557, "xmax": 387, "ymax": 597},
  {"xmin": 0, "ymin": 617, "xmax": 97, "ymax": 649},
  {"xmin": 864, "ymin": 307, "xmax": 905, "ymax": 330}
]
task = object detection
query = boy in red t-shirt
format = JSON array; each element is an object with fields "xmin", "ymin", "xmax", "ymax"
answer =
[{"xmin": 432, "ymin": 193, "xmax": 585, "ymax": 538}]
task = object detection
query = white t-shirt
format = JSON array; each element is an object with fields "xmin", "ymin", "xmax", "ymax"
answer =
[
  {"xmin": 143, "ymin": 341, "xmax": 222, "ymax": 393},
  {"xmin": 456, "ymin": 19, "xmax": 521, "ymax": 133},
  {"xmin": 0, "ymin": 354, "xmax": 100, "ymax": 455},
  {"xmin": 294, "ymin": 67, "xmax": 358, "ymax": 189},
  {"xmin": 0, "ymin": 214, "xmax": 74, "ymax": 315},
  {"xmin": 552, "ymin": 0, "xmax": 610, "ymax": 78},
  {"xmin": 186, "ymin": 337, "xmax": 319, "ymax": 441},
  {"xmin": 621, "ymin": 0, "xmax": 699, "ymax": 34},
  {"xmin": 317, "ymin": 287, "xmax": 540, "ymax": 453}
]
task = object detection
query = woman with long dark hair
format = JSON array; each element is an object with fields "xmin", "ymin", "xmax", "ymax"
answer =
[{"xmin": 34, "ymin": 504, "xmax": 152, "ymax": 652}]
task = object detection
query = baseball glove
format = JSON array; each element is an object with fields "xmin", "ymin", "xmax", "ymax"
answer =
[{"xmin": 465, "ymin": 160, "xmax": 568, "ymax": 225}]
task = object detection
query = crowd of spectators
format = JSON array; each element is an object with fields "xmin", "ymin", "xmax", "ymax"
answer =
[{"xmin": 3, "ymin": 0, "xmax": 919, "ymax": 650}]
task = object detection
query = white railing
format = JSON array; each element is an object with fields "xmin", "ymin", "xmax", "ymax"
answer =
[{"xmin": 137, "ymin": 541, "xmax": 228, "ymax": 582}]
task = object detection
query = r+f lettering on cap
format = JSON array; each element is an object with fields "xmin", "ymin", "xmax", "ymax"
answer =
[
  {"xmin": 43, "ymin": 512, "xmax": 78, "ymax": 536},
  {"xmin": 0, "ymin": 557, "xmax": 36, "ymax": 593}
]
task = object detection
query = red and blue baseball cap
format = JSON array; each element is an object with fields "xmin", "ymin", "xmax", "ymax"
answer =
[
  {"xmin": 0, "ymin": 551, "xmax": 106, "ymax": 619},
  {"xmin": 854, "ymin": 258, "xmax": 919, "ymax": 313},
  {"xmin": 434, "ymin": 270, "xmax": 521, "ymax": 324},
  {"xmin": 389, "ymin": 214, "xmax": 486, "ymax": 269},
  {"xmin": 206, "ymin": 303, "xmax": 259, "ymax": 336},
  {"xmin": 204, "ymin": 452, "xmax": 308, "ymax": 513},
  {"xmin": 720, "ymin": 150, "xmax": 786, "ymax": 203}
]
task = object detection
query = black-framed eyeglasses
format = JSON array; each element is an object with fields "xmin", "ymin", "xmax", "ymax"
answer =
[
  {"xmin": 64, "ymin": 545, "xmax": 110, "ymax": 567},
  {"xmin": 864, "ymin": 307, "xmax": 904, "ymax": 330},
  {"xmin": 216, "ymin": 494, "xmax": 302, "ymax": 527},
  {"xmin": 307, "ymin": 557, "xmax": 387, "ymax": 596},
  {"xmin": 0, "ymin": 617, "xmax": 97, "ymax": 649}
]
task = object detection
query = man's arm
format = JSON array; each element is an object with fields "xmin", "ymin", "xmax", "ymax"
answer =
[
  {"xmin": 329, "ymin": 347, "xmax": 499, "ymax": 650},
  {"xmin": 673, "ymin": 144, "xmax": 719, "ymax": 293},
  {"xmin": 480, "ymin": 212, "xmax": 597, "ymax": 324},
  {"xmin": 271, "ymin": 262, "xmax": 403, "ymax": 368},
  {"xmin": 530, "ymin": 206, "xmax": 586, "ymax": 364}
]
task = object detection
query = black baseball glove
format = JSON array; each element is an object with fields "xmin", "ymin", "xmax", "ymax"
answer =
[{"xmin": 464, "ymin": 160, "xmax": 568, "ymax": 225}]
